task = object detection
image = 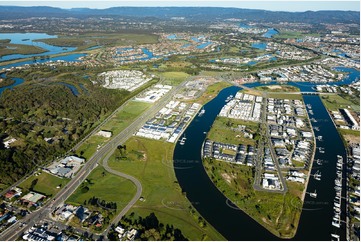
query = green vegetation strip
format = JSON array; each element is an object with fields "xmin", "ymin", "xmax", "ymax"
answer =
[{"xmin": 0, "ymin": 44, "xmax": 47, "ymax": 57}]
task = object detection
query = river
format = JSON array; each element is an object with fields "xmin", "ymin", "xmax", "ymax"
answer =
[
  {"xmin": 173, "ymin": 68, "xmax": 359, "ymax": 240},
  {"xmin": 0, "ymin": 33, "xmax": 77, "ymax": 62},
  {"xmin": 0, "ymin": 53, "xmax": 86, "ymax": 96}
]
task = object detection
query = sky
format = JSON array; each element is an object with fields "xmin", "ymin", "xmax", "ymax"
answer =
[{"xmin": 0, "ymin": 0, "xmax": 359, "ymax": 12}]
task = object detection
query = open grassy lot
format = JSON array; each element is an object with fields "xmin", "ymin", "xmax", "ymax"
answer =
[
  {"xmin": 0, "ymin": 43, "xmax": 47, "ymax": 57},
  {"xmin": 268, "ymin": 93, "xmax": 302, "ymax": 100},
  {"xmin": 203, "ymin": 158, "xmax": 302, "ymax": 239},
  {"xmin": 75, "ymin": 135, "xmax": 109, "ymax": 160},
  {"xmin": 274, "ymin": 31, "xmax": 320, "ymax": 39},
  {"xmin": 66, "ymin": 167, "xmax": 136, "ymax": 212},
  {"xmin": 102, "ymin": 101, "xmax": 152, "ymax": 135},
  {"xmin": 108, "ymin": 137, "xmax": 225, "ymax": 241},
  {"xmin": 338, "ymin": 128, "xmax": 360, "ymax": 145},
  {"xmin": 18, "ymin": 171, "xmax": 70, "ymax": 197},
  {"xmin": 207, "ymin": 116, "xmax": 260, "ymax": 146},
  {"xmin": 321, "ymin": 94, "xmax": 359, "ymax": 112},
  {"xmin": 255, "ymin": 85, "xmax": 300, "ymax": 93},
  {"xmin": 158, "ymin": 71, "xmax": 190, "ymax": 86},
  {"xmin": 196, "ymin": 81, "xmax": 232, "ymax": 105}
]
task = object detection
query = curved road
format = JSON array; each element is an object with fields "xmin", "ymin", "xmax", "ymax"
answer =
[{"xmin": 102, "ymin": 155, "xmax": 142, "ymax": 237}]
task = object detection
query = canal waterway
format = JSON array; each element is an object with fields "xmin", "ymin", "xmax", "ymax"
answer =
[{"xmin": 173, "ymin": 68, "xmax": 359, "ymax": 240}]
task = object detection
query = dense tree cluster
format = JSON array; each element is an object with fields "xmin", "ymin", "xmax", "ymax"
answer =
[
  {"xmin": 87, "ymin": 196, "xmax": 117, "ymax": 210},
  {"xmin": 110, "ymin": 212, "xmax": 188, "ymax": 241},
  {"xmin": 0, "ymin": 78, "xmax": 129, "ymax": 188}
]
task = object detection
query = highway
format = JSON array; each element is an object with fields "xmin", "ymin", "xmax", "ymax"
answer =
[{"xmin": 0, "ymin": 80, "xmax": 187, "ymax": 241}]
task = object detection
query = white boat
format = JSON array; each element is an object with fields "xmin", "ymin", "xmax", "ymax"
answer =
[
  {"xmin": 179, "ymin": 134, "xmax": 187, "ymax": 145},
  {"xmin": 332, "ymin": 220, "xmax": 340, "ymax": 228},
  {"xmin": 314, "ymin": 170, "xmax": 321, "ymax": 181},
  {"xmin": 317, "ymin": 136, "xmax": 323, "ymax": 141},
  {"xmin": 316, "ymin": 159, "xmax": 323, "ymax": 165},
  {"xmin": 337, "ymin": 155, "xmax": 343, "ymax": 163},
  {"xmin": 331, "ymin": 234, "xmax": 340, "ymax": 241},
  {"xmin": 335, "ymin": 178, "xmax": 341, "ymax": 186},
  {"xmin": 198, "ymin": 107, "xmax": 205, "ymax": 117},
  {"xmin": 225, "ymin": 95, "xmax": 233, "ymax": 102},
  {"xmin": 309, "ymin": 190, "xmax": 317, "ymax": 198}
]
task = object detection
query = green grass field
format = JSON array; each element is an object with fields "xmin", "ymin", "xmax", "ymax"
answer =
[
  {"xmin": 274, "ymin": 31, "xmax": 320, "ymax": 39},
  {"xmin": 268, "ymin": 93, "xmax": 302, "ymax": 100},
  {"xmin": 203, "ymin": 158, "xmax": 302, "ymax": 239},
  {"xmin": 75, "ymin": 135, "xmax": 109, "ymax": 160},
  {"xmin": 207, "ymin": 116, "xmax": 259, "ymax": 146},
  {"xmin": 108, "ymin": 137, "xmax": 225, "ymax": 241},
  {"xmin": 18, "ymin": 172, "xmax": 70, "ymax": 197},
  {"xmin": 321, "ymin": 94, "xmax": 359, "ymax": 112},
  {"xmin": 255, "ymin": 85, "xmax": 300, "ymax": 93},
  {"xmin": 159, "ymin": 71, "xmax": 190, "ymax": 86},
  {"xmin": 66, "ymin": 167, "xmax": 136, "ymax": 212},
  {"xmin": 102, "ymin": 101, "xmax": 152, "ymax": 135}
]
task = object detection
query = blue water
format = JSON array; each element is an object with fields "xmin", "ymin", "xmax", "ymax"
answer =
[
  {"xmin": 191, "ymin": 37, "xmax": 200, "ymax": 43},
  {"xmin": 167, "ymin": 34, "xmax": 177, "ymax": 40},
  {"xmin": 139, "ymin": 48, "xmax": 155, "ymax": 60},
  {"xmin": 0, "ymin": 33, "xmax": 77, "ymax": 62},
  {"xmin": 0, "ymin": 76, "xmax": 24, "ymax": 96},
  {"xmin": 269, "ymin": 57, "xmax": 277, "ymax": 62},
  {"xmin": 56, "ymin": 82, "xmax": 79, "ymax": 96},
  {"xmin": 251, "ymin": 42, "xmax": 267, "ymax": 50},
  {"xmin": 0, "ymin": 53, "xmax": 86, "ymax": 70},
  {"xmin": 263, "ymin": 28, "xmax": 279, "ymax": 38},
  {"xmin": 247, "ymin": 61, "xmax": 258, "ymax": 66},
  {"xmin": 196, "ymin": 42, "xmax": 212, "ymax": 49}
]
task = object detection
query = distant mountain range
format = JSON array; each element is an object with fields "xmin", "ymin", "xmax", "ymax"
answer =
[{"xmin": 0, "ymin": 6, "xmax": 359, "ymax": 24}]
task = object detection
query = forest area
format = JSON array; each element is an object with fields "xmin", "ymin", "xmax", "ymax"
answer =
[{"xmin": 0, "ymin": 67, "xmax": 130, "ymax": 189}]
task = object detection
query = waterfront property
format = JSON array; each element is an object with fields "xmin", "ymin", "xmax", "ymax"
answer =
[
  {"xmin": 219, "ymin": 92, "xmax": 263, "ymax": 122},
  {"xmin": 203, "ymin": 139, "xmax": 256, "ymax": 166}
]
